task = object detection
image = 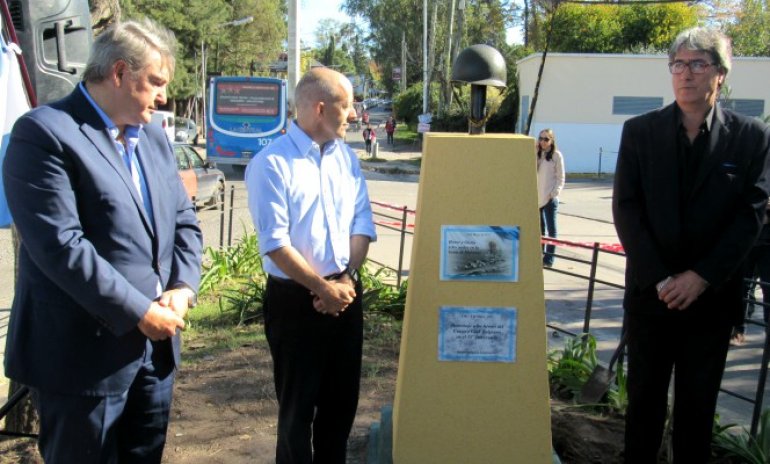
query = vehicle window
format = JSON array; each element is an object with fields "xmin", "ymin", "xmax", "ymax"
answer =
[
  {"xmin": 174, "ymin": 146, "xmax": 189, "ymax": 169},
  {"xmin": 186, "ymin": 147, "xmax": 205, "ymax": 169}
]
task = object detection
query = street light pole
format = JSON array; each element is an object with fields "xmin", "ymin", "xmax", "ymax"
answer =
[{"xmin": 200, "ymin": 16, "xmax": 254, "ymax": 140}]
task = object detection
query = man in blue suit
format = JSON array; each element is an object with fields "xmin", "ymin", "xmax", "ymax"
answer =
[{"xmin": 2, "ymin": 18, "xmax": 202, "ymax": 463}]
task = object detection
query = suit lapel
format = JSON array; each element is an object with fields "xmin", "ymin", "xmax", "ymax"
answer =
[
  {"xmin": 71, "ymin": 87, "xmax": 155, "ymax": 237},
  {"xmin": 136, "ymin": 135, "xmax": 159, "ymax": 237},
  {"xmin": 655, "ymin": 104, "xmax": 681, "ymax": 221}
]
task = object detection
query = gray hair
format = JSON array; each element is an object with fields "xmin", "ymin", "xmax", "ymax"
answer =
[
  {"xmin": 83, "ymin": 18, "xmax": 177, "ymax": 83},
  {"xmin": 669, "ymin": 27, "xmax": 732, "ymax": 76}
]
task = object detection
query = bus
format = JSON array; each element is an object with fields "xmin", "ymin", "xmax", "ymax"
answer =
[{"xmin": 206, "ymin": 76, "xmax": 288, "ymax": 168}]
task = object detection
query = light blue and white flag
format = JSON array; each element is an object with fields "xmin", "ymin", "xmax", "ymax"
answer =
[{"xmin": 0, "ymin": 22, "xmax": 31, "ymax": 227}]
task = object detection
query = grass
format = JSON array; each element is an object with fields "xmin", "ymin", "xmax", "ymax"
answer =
[
  {"xmin": 181, "ymin": 300, "xmax": 267, "ymax": 364},
  {"xmin": 393, "ymin": 123, "xmax": 419, "ymax": 145},
  {"xmin": 186, "ymin": 234, "xmax": 404, "ymax": 369}
]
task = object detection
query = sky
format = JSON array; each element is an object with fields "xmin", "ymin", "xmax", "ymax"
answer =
[{"xmin": 298, "ymin": 0, "xmax": 523, "ymax": 48}]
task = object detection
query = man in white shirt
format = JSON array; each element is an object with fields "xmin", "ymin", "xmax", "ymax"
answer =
[{"xmin": 246, "ymin": 67, "xmax": 377, "ymax": 464}]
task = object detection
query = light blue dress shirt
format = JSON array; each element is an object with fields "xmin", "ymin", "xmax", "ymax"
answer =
[
  {"xmin": 79, "ymin": 82, "xmax": 154, "ymax": 225},
  {"xmin": 245, "ymin": 122, "xmax": 377, "ymax": 279}
]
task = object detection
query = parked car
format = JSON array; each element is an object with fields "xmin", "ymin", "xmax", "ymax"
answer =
[
  {"xmin": 175, "ymin": 117, "xmax": 198, "ymax": 144},
  {"xmin": 149, "ymin": 110, "xmax": 175, "ymax": 141},
  {"xmin": 173, "ymin": 143, "xmax": 225, "ymax": 206}
]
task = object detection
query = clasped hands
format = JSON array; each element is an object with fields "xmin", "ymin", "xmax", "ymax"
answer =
[
  {"xmin": 656, "ymin": 270, "xmax": 709, "ymax": 310},
  {"xmin": 138, "ymin": 288, "xmax": 195, "ymax": 341},
  {"xmin": 312, "ymin": 275, "xmax": 356, "ymax": 317}
]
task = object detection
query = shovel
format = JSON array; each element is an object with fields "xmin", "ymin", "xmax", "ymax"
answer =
[{"xmin": 579, "ymin": 333, "xmax": 628, "ymax": 404}]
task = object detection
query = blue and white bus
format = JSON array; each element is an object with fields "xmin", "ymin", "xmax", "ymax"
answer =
[{"xmin": 206, "ymin": 76, "xmax": 288, "ymax": 167}]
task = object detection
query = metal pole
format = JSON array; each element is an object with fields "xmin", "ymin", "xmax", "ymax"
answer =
[
  {"xmin": 219, "ymin": 188, "xmax": 225, "ymax": 248},
  {"xmin": 287, "ymin": 0, "xmax": 300, "ymax": 109},
  {"xmin": 583, "ymin": 242, "xmax": 600, "ymax": 334},
  {"xmin": 227, "ymin": 185, "xmax": 235, "ymax": 247},
  {"xmin": 201, "ymin": 40, "xmax": 206, "ymax": 136},
  {"xmin": 598, "ymin": 147, "xmax": 603, "ymax": 178},
  {"xmin": 422, "ymin": 0, "xmax": 428, "ymax": 115},
  {"xmin": 397, "ymin": 206, "xmax": 408, "ymax": 287},
  {"xmin": 751, "ymin": 328, "xmax": 770, "ymax": 436}
]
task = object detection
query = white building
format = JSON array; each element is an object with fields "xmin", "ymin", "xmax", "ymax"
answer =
[{"xmin": 516, "ymin": 53, "xmax": 770, "ymax": 174}]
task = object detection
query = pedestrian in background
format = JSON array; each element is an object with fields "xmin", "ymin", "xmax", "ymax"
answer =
[
  {"xmin": 613, "ymin": 27, "xmax": 770, "ymax": 463},
  {"xmin": 245, "ymin": 67, "xmax": 377, "ymax": 463},
  {"xmin": 2, "ymin": 18, "xmax": 202, "ymax": 463},
  {"xmin": 363, "ymin": 122, "xmax": 376, "ymax": 156},
  {"xmin": 385, "ymin": 116, "xmax": 396, "ymax": 145},
  {"xmin": 536, "ymin": 128, "xmax": 565, "ymax": 268},
  {"xmin": 731, "ymin": 205, "xmax": 770, "ymax": 346}
]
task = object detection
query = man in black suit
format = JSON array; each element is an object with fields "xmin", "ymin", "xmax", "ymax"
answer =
[
  {"xmin": 3, "ymin": 19, "xmax": 202, "ymax": 463},
  {"xmin": 613, "ymin": 27, "xmax": 770, "ymax": 463}
]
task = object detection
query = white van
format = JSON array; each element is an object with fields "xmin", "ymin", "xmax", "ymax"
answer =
[{"xmin": 149, "ymin": 110, "xmax": 175, "ymax": 141}]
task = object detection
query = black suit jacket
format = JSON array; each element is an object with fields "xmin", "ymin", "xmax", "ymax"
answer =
[
  {"xmin": 2, "ymin": 86, "xmax": 203, "ymax": 395},
  {"xmin": 613, "ymin": 103, "xmax": 770, "ymax": 321}
]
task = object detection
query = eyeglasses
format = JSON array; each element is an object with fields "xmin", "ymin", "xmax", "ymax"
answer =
[
  {"xmin": 539, "ymin": 137, "xmax": 551, "ymax": 142},
  {"xmin": 668, "ymin": 60, "xmax": 717, "ymax": 75}
]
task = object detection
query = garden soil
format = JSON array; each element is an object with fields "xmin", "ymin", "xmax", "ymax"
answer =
[{"xmin": 0, "ymin": 339, "xmax": 625, "ymax": 463}]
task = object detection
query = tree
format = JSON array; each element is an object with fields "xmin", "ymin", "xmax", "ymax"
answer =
[
  {"xmin": 524, "ymin": 1, "xmax": 699, "ymax": 53},
  {"xmin": 726, "ymin": 0, "xmax": 770, "ymax": 56}
]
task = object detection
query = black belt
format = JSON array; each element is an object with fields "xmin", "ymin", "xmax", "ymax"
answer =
[{"xmin": 268, "ymin": 271, "xmax": 346, "ymax": 288}]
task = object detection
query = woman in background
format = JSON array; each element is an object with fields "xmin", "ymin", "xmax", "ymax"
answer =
[{"xmin": 536, "ymin": 128, "xmax": 565, "ymax": 268}]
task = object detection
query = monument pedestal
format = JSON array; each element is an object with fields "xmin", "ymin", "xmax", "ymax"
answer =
[{"xmin": 391, "ymin": 133, "xmax": 553, "ymax": 463}]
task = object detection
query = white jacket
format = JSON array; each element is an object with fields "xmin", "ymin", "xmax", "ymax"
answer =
[{"xmin": 536, "ymin": 149, "xmax": 565, "ymax": 208}]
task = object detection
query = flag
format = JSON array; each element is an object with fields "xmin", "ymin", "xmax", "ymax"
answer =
[{"xmin": 0, "ymin": 24, "xmax": 31, "ymax": 227}]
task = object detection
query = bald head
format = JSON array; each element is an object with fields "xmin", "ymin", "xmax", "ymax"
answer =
[
  {"xmin": 294, "ymin": 68, "xmax": 356, "ymax": 145},
  {"xmin": 295, "ymin": 68, "xmax": 351, "ymax": 113}
]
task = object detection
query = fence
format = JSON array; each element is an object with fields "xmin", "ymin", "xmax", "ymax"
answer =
[
  {"xmin": 544, "ymin": 238, "xmax": 770, "ymax": 437},
  {"xmin": 3, "ymin": 188, "xmax": 770, "ymax": 440},
  {"xmin": 207, "ymin": 188, "xmax": 770, "ymax": 436}
]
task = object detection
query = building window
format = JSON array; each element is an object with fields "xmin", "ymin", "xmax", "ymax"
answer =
[
  {"xmin": 719, "ymin": 99, "xmax": 765, "ymax": 118},
  {"xmin": 612, "ymin": 96, "xmax": 664, "ymax": 115}
]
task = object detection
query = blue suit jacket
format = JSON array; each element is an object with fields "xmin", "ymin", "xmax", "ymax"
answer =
[{"xmin": 2, "ymin": 86, "xmax": 203, "ymax": 395}]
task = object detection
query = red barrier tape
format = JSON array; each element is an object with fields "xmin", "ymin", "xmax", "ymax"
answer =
[
  {"xmin": 542, "ymin": 237, "xmax": 624, "ymax": 253},
  {"xmin": 370, "ymin": 199, "xmax": 622, "ymax": 252},
  {"xmin": 376, "ymin": 220, "xmax": 415, "ymax": 229},
  {"xmin": 370, "ymin": 200, "xmax": 416, "ymax": 215}
]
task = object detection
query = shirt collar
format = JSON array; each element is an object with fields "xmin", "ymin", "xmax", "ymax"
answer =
[
  {"xmin": 79, "ymin": 81, "xmax": 142, "ymax": 142},
  {"xmin": 674, "ymin": 102, "xmax": 715, "ymax": 133},
  {"xmin": 287, "ymin": 122, "xmax": 341, "ymax": 157}
]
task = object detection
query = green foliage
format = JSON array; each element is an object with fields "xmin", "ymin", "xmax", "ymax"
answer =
[
  {"xmin": 526, "ymin": 2, "xmax": 699, "ymax": 53},
  {"xmin": 360, "ymin": 266, "xmax": 408, "ymax": 320},
  {"xmin": 712, "ymin": 409, "xmax": 770, "ymax": 463},
  {"xmin": 550, "ymin": 4, "xmax": 623, "ymax": 53},
  {"xmin": 605, "ymin": 359, "xmax": 628, "ymax": 415},
  {"xmin": 199, "ymin": 233, "xmax": 265, "ymax": 296},
  {"xmin": 198, "ymin": 232, "xmax": 408, "ymax": 325},
  {"xmin": 548, "ymin": 333, "xmax": 629, "ymax": 414},
  {"xmin": 119, "ymin": 0, "xmax": 286, "ymax": 100},
  {"xmin": 548, "ymin": 334, "xmax": 599, "ymax": 399},
  {"xmin": 394, "ymin": 82, "xmax": 441, "ymax": 124},
  {"xmin": 727, "ymin": 0, "xmax": 770, "ymax": 56}
]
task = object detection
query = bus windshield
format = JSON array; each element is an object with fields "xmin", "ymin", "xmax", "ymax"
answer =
[
  {"xmin": 215, "ymin": 82, "xmax": 280, "ymax": 117},
  {"xmin": 206, "ymin": 76, "xmax": 288, "ymax": 165}
]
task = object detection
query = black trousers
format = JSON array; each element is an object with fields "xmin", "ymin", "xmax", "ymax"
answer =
[
  {"xmin": 624, "ymin": 307, "xmax": 731, "ymax": 464},
  {"xmin": 264, "ymin": 277, "xmax": 364, "ymax": 464}
]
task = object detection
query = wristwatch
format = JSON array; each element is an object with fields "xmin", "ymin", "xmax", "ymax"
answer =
[
  {"xmin": 174, "ymin": 284, "xmax": 198, "ymax": 308},
  {"xmin": 345, "ymin": 266, "xmax": 360, "ymax": 283}
]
